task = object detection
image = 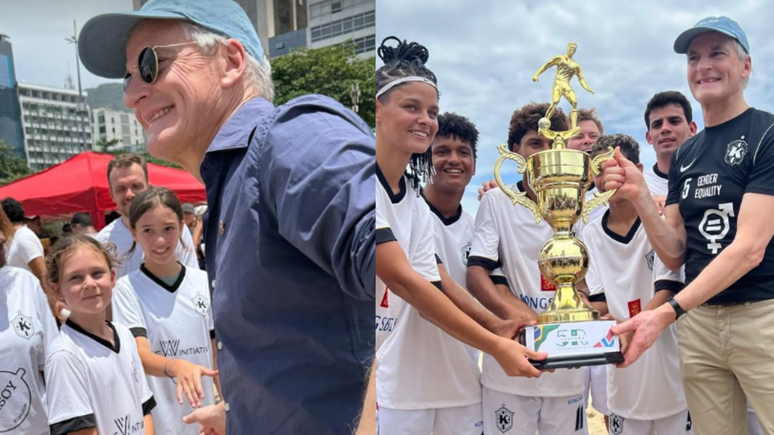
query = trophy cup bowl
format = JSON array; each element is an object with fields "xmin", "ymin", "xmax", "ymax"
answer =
[
  {"xmin": 496, "ymin": 145, "xmax": 623, "ymax": 368},
  {"xmin": 493, "ymin": 42, "xmax": 624, "ymax": 367}
]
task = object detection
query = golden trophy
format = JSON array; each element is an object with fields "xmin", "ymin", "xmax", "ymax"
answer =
[{"xmin": 497, "ymin": 42, "xmax": 623, "ymax": 368}]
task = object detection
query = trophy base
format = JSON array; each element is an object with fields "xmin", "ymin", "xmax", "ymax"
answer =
[
  {"xmin": 526, "ymin": 350, "xmax": 624, "ymax": 370},
  {"xmin": 520, "ymin": 320, "xmax": 622, "ymax": 369}
]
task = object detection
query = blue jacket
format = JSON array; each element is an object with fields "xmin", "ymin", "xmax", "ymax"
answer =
[{"xmin": 201, "ymin": 95, "xmax": 375, "ymax": 434}]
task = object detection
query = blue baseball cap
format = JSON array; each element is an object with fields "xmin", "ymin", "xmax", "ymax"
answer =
[
  {"xmin": 673, "ymin": 16, "xmax": 750, "ymax": 54},
  {"xmin": 78, "ymin": 0, "xmax": 265, "ymax": 79}
]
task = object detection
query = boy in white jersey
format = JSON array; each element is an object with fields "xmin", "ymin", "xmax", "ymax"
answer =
[
  {"xmin": 467, "ymin": 103, "xmax": 588, "ymax": 435},
  {"xmin": 44, "ymin": 235, "xmax": 155, "ymax": 434},
  {"xmin": 584, "ymin": 135, "xmax": 691, "ymax": 435},
  {"xmin": 642, "ymin": 91, "xmax": 698, "ymax": 198},
  {"xmin": 96, "ymin": 154, "xmax": 199, "ymax": 279}
]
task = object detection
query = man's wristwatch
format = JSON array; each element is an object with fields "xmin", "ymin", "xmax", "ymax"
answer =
[{"xmin": 666, "ymin": 297, "xmax": 687, "ymax": 319}]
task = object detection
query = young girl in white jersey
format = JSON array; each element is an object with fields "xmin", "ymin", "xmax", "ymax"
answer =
[
  {"xmin": 45, "ymin": 235, "xmax": 156, "ymax": 435},
  {"xmin": 111, "ymin": 187, "xmax": 219, "ymax": 435},
  {"xmin": 374, "ymin": 36, "xmax": 545, "ymax": 433}
]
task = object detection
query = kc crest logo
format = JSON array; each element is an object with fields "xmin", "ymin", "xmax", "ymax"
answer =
[
  {"xmin": 645, "ymin": 249, "xmax": 655, "ymax": 271},
  {"xmin": 192, "ymin": 295, "xmax": 209, "ymax": 317},
  {"xmin": 699, "ymin": 203, "xmax": 734, "ymax": 254},
  {"xmin": 495, "ymin": 404, "xmax": 514, "ymax": 433},
  {"xmin": 12, "ymin": 312, "xmax": 33, "ymax": 340},
  {"xmin": 724, "ymin": 138, "xmax": 748, "ymax": 166},
  {"xmin": 610, "ymin": 413, "xmax": 625, "ymax": 435},
  {"xmin": 461, "ymin": 242, "xmax": 472, "ymax": 266}
]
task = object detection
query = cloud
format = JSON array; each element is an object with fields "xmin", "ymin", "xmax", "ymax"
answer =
[
  {"xmin": 2, "ymin": 0, "xmax": 132, "ymax": 90},
  {"xmin": 377, "ymin": 0, "xmax": 774, "ymax": 214}
]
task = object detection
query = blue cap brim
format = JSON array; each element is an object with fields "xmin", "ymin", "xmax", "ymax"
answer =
[
  {"xmin": 79, "ymin": 11, "xmax": 186, "ymax": 79},
  {"xmin": 674, "ymin": 27, "xmax": 738, "ymax": 54}
]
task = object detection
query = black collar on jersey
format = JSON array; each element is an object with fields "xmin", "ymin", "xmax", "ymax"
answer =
[
  {"xmin": 421, "ymin": 192, "xmax": 463, "ymax": 225},
  {"xmin": 376, "ymin": 163, "xmax": 407, "ymax": 204},
  {"xmin": 601, "ymin": 209, "xmax": 642, "ymax": 244},
  {"xmin": 652, "ymin": 163, "xmax": 669, "ymax": 180},
  {"xmin": 141, "ymin": 262, "xmax": 186, "ymax": 293},
  {"xmin": 66, "ymin": 319, "xmax": 121, "ymax": 354}
]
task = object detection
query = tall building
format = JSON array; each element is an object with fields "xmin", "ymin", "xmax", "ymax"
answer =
[
  {"xmin": 307, "ymin": 0, "xmax": 375, "ymax": 56},
  {"xmin": 0, "ymin": 34, "xmax": 25, "ymax": 157},
  {"xmin": 17, "ymin": 83, "xmax": 92, "ymax": 171},
  {"xmin": 92, "ymin": 107, "xmax": 147, "ymax": 153},
  {"xmin": 235, "ymin": 0, "xmax": 308, "ymax": 58}
]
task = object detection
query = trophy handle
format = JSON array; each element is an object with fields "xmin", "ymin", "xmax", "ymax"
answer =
[
  {"xmin": 494, "ymin": 144, "xmax": 542, "ymax": 223},
  {"xmin": 583, "ymin": 146, "xmax": 617, "ymax": 224}
]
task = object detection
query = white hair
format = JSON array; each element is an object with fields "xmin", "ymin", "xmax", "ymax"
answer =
[
  {"xmin": 181, "ymin": 22, "xmax": 275, "ymax": 101},
  {"xmin": 734, "ymin": 40, "xmax": 751, "ymax": 89}
]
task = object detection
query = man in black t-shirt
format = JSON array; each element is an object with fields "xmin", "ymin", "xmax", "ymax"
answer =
[{"xmin": 604, "ymin": 16, "xmax": 774, "ymax": 435}]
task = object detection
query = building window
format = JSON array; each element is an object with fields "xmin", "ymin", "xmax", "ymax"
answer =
[
  {"xmin": 331, "ymin": 2, "xmax": 341, "ymax": 13},
  {"xmin": 310, "ymin": 10, "xmax": 375, "ymax": 43}
]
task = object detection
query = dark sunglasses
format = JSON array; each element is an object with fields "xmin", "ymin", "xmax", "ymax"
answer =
[{"xmin": 123, "ymin": 42, "xmax": 198, "ymax": 91}]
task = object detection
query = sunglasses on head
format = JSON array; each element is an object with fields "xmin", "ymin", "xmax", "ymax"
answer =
[{"xmin": 123, "ymin": 42, "xmax": 198, "ymax": 91}]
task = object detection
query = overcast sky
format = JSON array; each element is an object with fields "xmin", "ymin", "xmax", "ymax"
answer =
[
  {"xmin": 1, "ymin": 0, "xmax": 131, "ymax": 90},
  {"xmin": 376, "ymin": 0, "xmax": 774, "ymax": 214}
]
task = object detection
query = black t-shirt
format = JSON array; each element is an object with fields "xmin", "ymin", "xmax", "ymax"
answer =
[{"xmin": 666, "ymin": 108, "xmax": 774, "ymax": 304}]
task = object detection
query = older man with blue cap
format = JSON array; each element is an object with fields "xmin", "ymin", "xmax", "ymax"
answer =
[
  {"xmin": 78, "ymin": 0, "xmax": 376, "ymax": 434},
  {"xmin": 605, "ymin": 15, "xmax": 774, "ymax": 435}
]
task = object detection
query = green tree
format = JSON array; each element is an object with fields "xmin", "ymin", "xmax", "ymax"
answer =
[
  {"xmin": 271, "ymin": 42, "xmax": 375, "ymax": 127},
  {"xmin": 0, "ymin": 141, "xmax": 32, "ymax": 186},
  {"xmin": 92, "ymin": 140, "xmax": 180, "ymax": 169}
]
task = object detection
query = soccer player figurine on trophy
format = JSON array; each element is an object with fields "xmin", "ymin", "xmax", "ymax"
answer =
[{"xmin": 495, "ymin": 42, "xmax": 624, "ymax": 369}]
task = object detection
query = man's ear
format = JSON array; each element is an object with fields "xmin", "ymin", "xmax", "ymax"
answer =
[{"xmin": 220, "ymin": 39, "xmax": 248, "ymax": 89}]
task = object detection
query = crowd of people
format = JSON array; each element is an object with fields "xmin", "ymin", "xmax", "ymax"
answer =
[
  {"xmin": 2, "ymin": 0, "xmax": 773, "ymax": 434},
  {"xmin": 374, "ymin": 13, "xmax": 773, "ymax": 435}
]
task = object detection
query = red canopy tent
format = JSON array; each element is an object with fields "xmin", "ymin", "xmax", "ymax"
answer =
[{"xmin": 0, "ymin": 152, "xmax": 206, "ymax": 230}]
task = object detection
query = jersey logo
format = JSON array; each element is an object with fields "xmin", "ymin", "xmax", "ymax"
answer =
[
  {"xmin": 610, "ymin": 413, "xmax": 625, "ymax": 435},
  {"xmin": 699, "ymin": 203, "xmax": 734, "ymax": 254},
  {"xmin": 724, "ymin": 138, "xmax": 748, "ymax": 166},
  {"xmin": 645, "ymin": 249, "xmax": 655, "ymax": 271},
  {"xmin": 0, "ymin": 368, "xmax": 32, "ymax": 433},
  {"xmin": 131, "ymin": 356, "xmax": 140, "ymax": 384},
  {"xmin": 681, "ymin": 178, "xmax": 692, "ymax": 200},
  {"xmin": 686, "ymin": 412, "xmax": 693, "ymax": 431},
  {"xmin": 628, "ymin": 299, "xmax": 642, "ymax": 318},
  {"xmin": 461, "ymin": 242, "xmax": 472, "ymax": 266},
  {"xmin": 380, "ymin": 287, "xmax": 389, "ymax": 308},
  {"xmin": 192, "ymin": 295, "xmax": 209, "ymax": 317},
  {"xmin": 495, "ymin": 404, "xmax": 514, "ymax": 433},
  {"xmin": 114, "ymin": 412, "xmax": 144, "ymax": 435},
  {"xmin": 541, "ymin": 274, "xmax": 557, "ymax": 292},
  {"xmin": 680, "ymin": 158, "xmax": 697, "ymax": 173},
  {"xmin": 11, "ymin": 312, "xmax": 33, "ymax": 340}
]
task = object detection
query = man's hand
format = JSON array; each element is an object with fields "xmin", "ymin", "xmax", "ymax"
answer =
[
  {"xmin": 477, "ymin": 179, "xmax": 498, "ymax": 201},
  {"xmin": 603, "ymin": 147, "xmax": 648, "ymax": 204},
  {"xmin": 611, "ymin": 308, "xmax": 674, "ymax": 368},
  {"xmin": 491, "ymin": 337, "xmax": 546, "ymax": 378},
  {"xmin": 183, "ymin": 402, "xmax": 226, "ymax": 435}
]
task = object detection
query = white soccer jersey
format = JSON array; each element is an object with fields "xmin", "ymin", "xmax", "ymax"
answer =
[
  {"xmin": 96, "ymin": 217, "xmax": 199, "ymax": 278},
  {"xmin": 46, "ymin": 321, "xmax": 155, "ymax": 435},
  {"xmin": 375, "ymin": 167, "xmax": 440, "ymax": 351},
  {"xmin": 582, "ymin": 212, "xmax": 687, "ymax": 420},
  {"xmin": 377, "ymin": 200, "xmax": 482, "ymax": 410},
  {"xmin": 469, "ymin": 182, "xmax": 584, "ymax": 397},
  {"xmin": 112, "ymin": 265, "xmax": 215, "ymax": 435},
  {"xmin": 0, "ymin": 267, "xmax": 58, "ymax": 435},
  {"xmin": 644, "ymin": 163, "xmax": 669, "ymax": 197},
  {"xmin": 7, "ymin": 226, "xmax": 45, "ymax": 272}
]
